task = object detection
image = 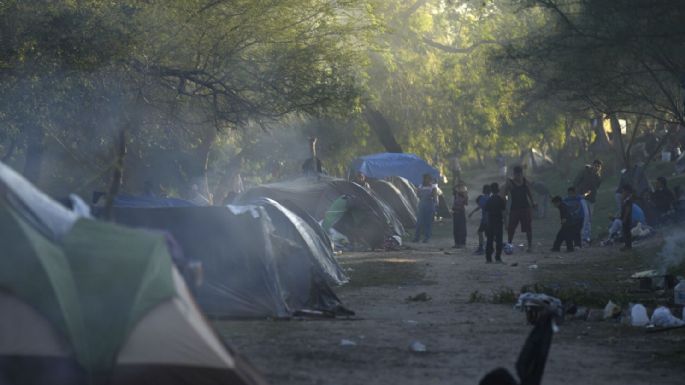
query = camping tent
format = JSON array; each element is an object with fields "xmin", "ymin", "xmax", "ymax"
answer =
[
  {"xmin": 110, "ymin": 194, "xmax": 196, "ymax": 208},
  {"xmin": 253, "ymin": 198, "xmax": 348, "ymax": 285},
  {"xmin": 0, "ymin": 162, "xmax": 266, "ymax": 385},
  {"xmin": 388, "ymin": 176, "xmax": 419, "ymax": 210},
  {"xmin": 111, "ymin": 205, "xmax": 352, "ymax": 318},
  {"xmin": 367, "ymin": 179, "xmax": 417, "ymax": 228},
  {"xmin": 519, "ymin": 148, "xmax": 554, "ymax": 172},
  {"xmin": 237, "ymin": 176, "xmax": 404, "ymax": 248},
  {"xmin": 349, "ymin": 153, "xmax": 440, "ymax": 186}
]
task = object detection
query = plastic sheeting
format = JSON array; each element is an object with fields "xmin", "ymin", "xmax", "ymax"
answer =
[
  {"xmin": 111, "ymin": 206, "xmax": 351, "ymax": 318},
  {"xmin": 349, "ymin": 153, "xmax": 440, "ymax": 186},
  {"xmin": 238, "ymin": 176, "xmax": 404, "ymax": 249}
]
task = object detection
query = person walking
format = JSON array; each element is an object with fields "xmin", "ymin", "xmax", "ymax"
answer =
[
  {"xmin": 550, "ymin": 196, "xmax": 575, "ymax": 252},
  {"xmin": 503, "ymin": 166, "xmax": 537, "ymax": 252},
  {"xmin": 452, "ymin": 183, "xmax": 468, "ymax": 248},
  {"xmin": 469, "ymin": 184, "xmax": 491, "ymax": 254},
  {"xmin": 485, "ymin": 182, "xmax": 506, "ymax": 263},
  {"xmin": 573, "ymin": 159, "xmax": 602, "ymax": 244},
  {"xmin": 413, "ymin": 173, "xmax": 438, "ymax": 243}
]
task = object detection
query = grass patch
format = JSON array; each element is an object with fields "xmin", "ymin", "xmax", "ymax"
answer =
[
  {"xmin": 467, "ymin": 287, "xmax": 518, "ymax": 304},
  {"xmin": 468, "ymin": 290, "xmax": 487, "ymax": 303},
  {"xmin": 341, "ymin": 260, "xmax": 432, "ymax": 288}
]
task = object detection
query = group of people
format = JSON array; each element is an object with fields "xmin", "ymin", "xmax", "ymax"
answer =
[
  {"xmin": 445, "ymin": 159, "xmax": 606, "ymax": 263},
  {"xmin": 445, "ymin": 165, "xmax": 538, "ymax": 263}
]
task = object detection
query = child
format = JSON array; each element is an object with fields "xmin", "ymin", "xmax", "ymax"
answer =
[
  {"xmin": 551, "ymin": 196, "xmax": 574, "ymax": 252},
  {"xmin": 484, "ymin": 182, "xmax": 506, "ymax": 263},
  {"xmin": 468, "ymin": 184, "xmax": 491, "ymax": 254},
  {"xmin": 562, "ymin": 187, "xmax": 585, "ymax": 248},
  {"xmin": 452, "ymin": 183, "xmax": 468, "ymax": 248}
]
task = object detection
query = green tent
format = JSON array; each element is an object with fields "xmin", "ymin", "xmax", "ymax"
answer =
[{"xmin": 0, "ymin": 162, "xmax": 266, "ymax": 385}]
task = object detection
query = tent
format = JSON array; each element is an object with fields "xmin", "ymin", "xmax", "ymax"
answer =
[
  {"xmin": 110, "ymin": 194, "xmax": 196, "ymax": 208},
  {"xmin": 367, "ymin": 179, "xmax": 417, "ymax": 228},
  {"xmin": 253, "ymin": 198, "xmax": 348, "ymax": 285},
  {"xmin": 519, "ymin": 148, "xmax": 554, "ymax": 172},
  {"xmin": 111, "ymin": 205, "xmax": 352, "ymax": 318},
  {"xmin": 349, "ymin": 153, "xmax": 441, "ymax": 186},
  {"xmin": 238, "ymin": 176, "xmax": 404, "ymax": 249},
  {"xmin": 0, "ymin": 162, "xmax": 266, "ymax": 385},
  {"xmin": 388, "ymin": 176, "xmax": 419, "ymax": 210}
]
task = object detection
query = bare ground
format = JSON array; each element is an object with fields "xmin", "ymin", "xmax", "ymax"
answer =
[{"xmin": 215, "ymin": 173, "xmax": 685, "ymax": 385}]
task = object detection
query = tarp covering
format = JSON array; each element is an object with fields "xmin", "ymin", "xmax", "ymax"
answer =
[
  {"xmin": 111, "ymin": 205, "xmax": 351, "ymax": 318},
  {"xmin": 349, "ymin": 153, "xmax": 440, "ymax": 186},
  {"xmin": 0, "ymin": 162, "xmax": 265, "ymax": 385},
  {"xmin": 368, "ymin": 179, "xmax": 417, "ymax": 228},
  {"xmin": 238, "ymin": 176, "xmax": 404, "ymax": 248}
]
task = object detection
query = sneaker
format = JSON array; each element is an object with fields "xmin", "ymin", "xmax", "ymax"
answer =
[
  {"xmin": 422, "ymin": 238, "xmax": 429, "ymax": 243},
  {"xmin": 474, "ymin": 249, "xmax": 484, "ymax": 255},
  {"xmin": 495, "ymin": 259, "xmax": 503, "ymax": 264}
]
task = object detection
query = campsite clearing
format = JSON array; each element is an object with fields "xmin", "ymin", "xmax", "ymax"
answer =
[{"xmin": 218, "ymin": 214, "xmax": 685, "ymax": 385}]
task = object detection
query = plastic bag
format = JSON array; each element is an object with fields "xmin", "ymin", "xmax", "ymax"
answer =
[
  {"xmin": 630, "ymin": 304, "xmax": 649, "ymax": 326},
  {"xmin": 650, "ymin": 306, "xmax": 685, "ymax": 327}
]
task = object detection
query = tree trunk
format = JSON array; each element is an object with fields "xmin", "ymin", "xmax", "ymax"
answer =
[
  {"xmin": 363, "ymin": 107, "xmax": 403, "ymax": 153},
  {"xmin": 609, "ymin": 114, "xmax": 628, "ymax": 170},
  {"xmin": 103, "ymin": 128, "xmax": 127, "ymax": 220},
  {"xmin": 196, "ymin": 128, "xmax": 217, "ymax": 204},
  {"xmin": 23, "ymin": 127, "xmax": 45, "ymax": 184}
]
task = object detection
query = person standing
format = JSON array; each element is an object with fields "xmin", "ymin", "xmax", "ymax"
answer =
[
  {"xmin": 550, "ymin": 196, "xmax": 575, "ymax": 252},
  {"xmin": 573, "ymin": 159, "xmax": 602, "ymax": 244},
  {"xmin": 620, "ymin": 184, "xmax": 634, "ymax": 251},
  {"xmin": 302, "ymin": 137, "xmax": 324, "ymax": 176},
  {"xmin": 413, "ymin": 173, "xmax": 438, "ymax": 243},
  {"xmin": 452, "ymin": 183, "xmax": 468, "ymax": 248},
  {"xmin": 469, "ymin": 184, "xmax": 491, "ymax": 254},
  {"xmin": 485, "ymin": 182, "xmax": 506, "ymax": 263},
  {"xmin": 562, "ymin": 187, "xmax": 585, "ymax": 248},
  {"xmin": 650, "ymin": 176, "xmax": 675, "ymax": 224},
  {"xmin": 503, "ymin": 166, "xmax": 537, "ymax": 252}
]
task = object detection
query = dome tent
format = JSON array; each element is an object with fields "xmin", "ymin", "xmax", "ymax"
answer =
[
  {"xmin": 367, "ymin": 179, "xmax": 417, "ymax": 228},
  {"xmin": 111, "ymin": 204, "xmax": 352, "ymax": 318},
  {"xmin": 0, "ymin": 162, "xmax": 266, "ymax": 385},
  {"xmin": 238, "ymin": 176, "xmax": 404, "ymax": 249}
]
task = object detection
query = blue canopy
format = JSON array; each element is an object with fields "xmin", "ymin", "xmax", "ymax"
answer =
[{"xmin": 349, "ymin": 153, "xmax": 440, "ymax": 186}]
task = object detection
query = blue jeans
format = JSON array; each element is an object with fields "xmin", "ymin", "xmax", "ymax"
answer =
[{"xmin": 414, "ymin": 203, "xmax": 435, "ymax": 241}]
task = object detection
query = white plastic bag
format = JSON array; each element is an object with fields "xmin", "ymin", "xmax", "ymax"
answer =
[
  {"xmin": 630, "ymin": 304, "xmax": 649, "ymax": 326},
  {"xmin": 650, "ymin": 306, "xmax": 685, "ymax": 327}
]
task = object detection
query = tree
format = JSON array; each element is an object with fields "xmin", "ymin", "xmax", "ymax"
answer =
[{"xmin": 502, "ymin": 0, "xmax": 685, "ymax": 167}]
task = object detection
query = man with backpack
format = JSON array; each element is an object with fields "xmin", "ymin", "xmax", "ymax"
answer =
[{"xmin": 562, "ymin": 187, "xmax": 585, "ymax": 248}]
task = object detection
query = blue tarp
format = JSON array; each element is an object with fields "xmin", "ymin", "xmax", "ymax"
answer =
[
  {"xmin": 349, "ymin": 153, "xmax": 440, "ymax": 186},
  {"xmin": 113, "ymin": 195, "xmax": 196, "ymax": 208}
]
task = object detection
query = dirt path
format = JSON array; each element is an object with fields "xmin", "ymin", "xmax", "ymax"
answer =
[{"xmin": 216, "ymin": 172, "xmax": 685, "ymax": 385}]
